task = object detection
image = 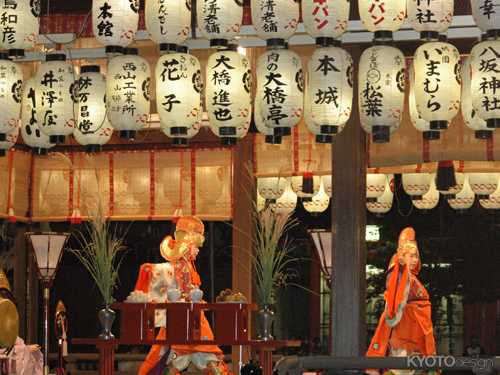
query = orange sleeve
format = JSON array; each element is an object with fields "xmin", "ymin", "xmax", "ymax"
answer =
[
  {"xmin": 384, "ymin": 256, "xmax": 410, "ymax": 326},
  {"xmin": 134, "ymin": 263, "xmax": 153, "ymax": 293}
]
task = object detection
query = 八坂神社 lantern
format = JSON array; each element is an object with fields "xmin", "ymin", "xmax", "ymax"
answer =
[
  {"xmin": 0, "ymin": 0, "xmax": 40, "ymax": 58},
  {"xmin": 471, "ymin": 0, "xmax": 500, "ymax": 37},
  {"xmin": 92, "ymin": 0, "xmax": 139, "ymax": 53},
  {"xmin": 197, "ymin": 0, "xmax": 243, "ymax": 48},
  {"xmin": 36, "ymin": 53, "xmax": 76, "ymax": 144},
  {"xmin": 0, "ymin": 53, "xmax": 22, "ymax": 143},
  {"xmin": 407, "ymin": 0, "xmax": 453, "ymax": 40},
  {"xmin": 302, "ymin": 0, "xmax": 350, "ymax": 45},
  {"xmin": 305, "ymin": 46, "xmax": 353, "ymax": 143},
  {"xmin": 206, "ymin": 50, "xmax": 251, "ymax": 145},
  {"xmin": 402, "ymin": 173, "xmax": 432, "ymax": 200},
  {"xmin": 256, "ymin": 48, "xmax": 304, "ymax": 138},
  {"xmin": 468, "ymin": 172, "xmax": 500, "ymax": 199},
  {"xmin": 20, "ymin": 77, "xmax": 54, "ymax": 155},
  {"xmin": 145, "ymin": 0, "xmax": 191, "ymax": 49},
  {"xmin": 107, "ymin": 48, "xmax": 150, "ymax": 139},
  {"xmin": 471, "ymin": 39, "xmax": 500, "ymax": 129},
  {"xmin": 448, "ymin": 176, "xmax": 475, "ymax": 210},
  {"xmin": 156, "ymin": 49, "xmax": 202, "ymax": 146},
  {"xmin": 0, "ymin": 123, "xmax": 18, "ymax": 156},
  {"xmin": 358, "ymin": 45, "xmax": 405, "ymax": 143},
  {"xmin": 251, "ymin": 0, "xmax": 299, "ymax": 47},
  {"xmin": 367, "ymin": 175, "xmax": 393, "ymax": 214},
  {"xmin": 358, "ymin": 0, "xmax": 406, "ymax": 41},
  {"xmin": 366, "ymin": 173, "xmax": 387, "ymax": 202},
  {"xmin": 412, "ymin": 177, "xmax": 440, "ymax": 210},
  {"xmin": 413, "ymin": 41, "xmax": 461, "ymax": 130},
  {"xmin": 74, "ymin": 66, "xmax": 113, "ymax": 152}
]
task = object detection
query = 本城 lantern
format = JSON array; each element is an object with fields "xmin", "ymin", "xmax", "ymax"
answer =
[
  {"xmin": 206, "ymin": 50, "xmax": 251, "ymax": 145},
  {"xmin": 197, "ymin": 0, "xmax": 243, "ymax": 48},
  {"xmin": 413, "ymin": 41, "xmax": 461, "ymax": 130},
  {"xmin": 92, "ymin": 0, "xmax": 139, "ymax": 53},
  {"xmin": 471, "ymin": 0, "xmax": 500, "ymax": 36},
  {"xmin": 107, "ymin": 48, "xmax": 150, "ymax": 139},
  {"xmin": 407, "ymin": 0, "xmax": 453, "ymax": 40},
  {"xmin": 251, "ymin": 0, "xmax": 299, "ymax": 47},
  {"xmin": 358, "ymin": 45, "xmax": 405, "ymax": 143},
  {"xmin": 36, "ymin": 53, "xmax": 76, "ymax": 144},
  {"xmin": 358, "ymin": 0, "xmax": 406, "ymax": 41},
  {"xmin": 402, "ymin": 173, "xmax": 432, "ymax": 200},
  {"xmin": 302, "ymin": 0, "xmax": 350, "ymax": 45},
  {"xmin": 412, "ymin": 176, "xmax": 440, "ymax": 210},
  {"xmin": 367, "ymin": 175, "xmax": 394, "ymax": 214},
  {"xmin": 0, "ymin": 54, "xmax": 22, "ymax": 143},
  {"xmin": 366, "ymin": 173, "xmax": 387, "ymax": 202},
  {"xmin": 145, "ymin": 0, "xmax": 191, "ymax": 49},
  {"xmin": 0, "ymin": 123, "xmax": 18, "ymax": 157},
  {"xmin": 468, "ymin": 172, "xmax": 500, "ymax": 199},
  {"xmin": 448, "ymin": 176, "xmax": 475, "ymax": 210}
]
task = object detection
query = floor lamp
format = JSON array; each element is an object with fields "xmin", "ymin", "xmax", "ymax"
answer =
[{"xmin": 26, "ymin": 232, "xmax": 70, "ymax": 375}]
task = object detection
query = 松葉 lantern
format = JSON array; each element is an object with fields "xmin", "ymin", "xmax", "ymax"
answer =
[
  {"xmin": 197, "ymin": 0, "xmax": 243, "ymax": 49},
  {"xmin": 20, "ymin": 77, "xmax": 54, "ymax": 155},
  {"xmin": 156, "ymin": 49, "xmax": 202, "ymax": 146},
  {"xmin": 471, "ymin": 0, "xmax": 500, "ymax": 37},
  {"xmin": 366, "ymin": 173, "xmax": 387, "ymax": 202},
  {"xmin": 145, "ymin": 0, "xmax": 191, "ymax": 49},
  {"xmin": 0, "ymin": 53, "xmax": 22, "ymax": 143},
  {"xmin": 251, "ymin": 0, "xmax": 299, "ymax": 48},
  {"xmin": 402, "ymin": 173, "xmax": 432, "ymax": 200},
  {"xmin": 305, "ymin": 45, "xmax": 353, "ymax": 143},
  {"xmin": 407, "ymin": 0, "xmax": 453, "ymax": 40},
  {"xmin": 358, "ymin": 0, "xmax": 406, "ymax": 41},
  {"xmin": 92, "ymin": 0, "xmax": 139, "ymax": 54},
  {"xmin": 448, "ymin": 175, "xmax": 475, "ymax": 210},
  {"xmin": 467, "ymin": 172, "xmax": 500, "ymax": 199},
  {"xmin": 206, "ymin": 49, "xmax": 251, "ymax": 145},
  {"xmin": 413, "ymin": 41, "xmax": 461, "ymax": 130},
  {"xmin": 412, "ymin": 176, "xmax": 440, "ymax": 210},
  {"xmin": 461, "ymin": 56, "xmax": 491, "ymax": 139},
  {"xmin": 36, "ymin": 53, "xmax": 76, "ymax": 144},
  {"xmin": 358, "ymin": 45, "xmax": 405, "ymax": 143},
  {"xmin": 367, "ymin": 175, "xmax": 394, "ymax": 215},
  {"xmin": 107, "ymin": 48, "xmax": 150, "ymax": 140},
  {"xmin": 256, "ymin": 48, "xmax": 304, "ymax": 138},
  {"xmin": 74, "ymin": 66, "xmax": 113, "ymax": 152},
  {"xmin": 302, "ymin": 0, "xmax": 350, "ymax": 46},
  {"xmin": 471, "ymin": 39, "xmax": 500, "ymax": 129},
  {"xmin": 0, "ymin": 0, "xmax": 40, "ymax": 58}
]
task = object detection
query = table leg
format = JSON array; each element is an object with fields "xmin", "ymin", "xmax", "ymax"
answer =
[
  {"xmin": 259, "ymin": 350, "xmax": 273, "ymax": 375},
  {"xmin": 98, "ymin": 343, "xmax": 115, "ymax": 375}
]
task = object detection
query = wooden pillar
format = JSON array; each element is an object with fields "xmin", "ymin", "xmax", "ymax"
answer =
[
  {"xmin": 330, "ymin": 46, "xmax": 367, "ymax": 356},
  {"xmin": 13, "ymin": 225, "xmax": 28, "ymax": 339}
]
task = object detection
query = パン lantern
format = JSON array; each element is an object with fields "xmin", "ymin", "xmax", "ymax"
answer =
[
  {"xmin": 302, "ymin": 0, "xmax": 350, "ymax": 45},
  {"xmin": 358, "ymin": 0, "xmax": 406, "ymax": 41}
]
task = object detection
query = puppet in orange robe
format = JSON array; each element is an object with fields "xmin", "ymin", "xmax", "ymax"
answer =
[
  {"xmin": 366, "ymin": 227, "xmax": 436, "ymax": 375},
  {"xmin": 137, "ymin": 216, "xmax": 227, "ymax": 375}
]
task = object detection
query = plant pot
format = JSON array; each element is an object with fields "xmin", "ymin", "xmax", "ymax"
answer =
[
  {"xmin": 257, "ymin": 305, "xmax": 275, "ymax": 341},
  {"xmin": 98, "ymin": 307, "xmax": 115, "ymax": 340}
]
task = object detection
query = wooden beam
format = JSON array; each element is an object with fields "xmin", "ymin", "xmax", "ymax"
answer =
[{"xmin": 13, "ymin": 225, "xmax": 28, "ymax": 339}]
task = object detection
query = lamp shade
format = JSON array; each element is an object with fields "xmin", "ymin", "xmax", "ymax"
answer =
[
  {"xmin": 197, "ymin": 0, "xmax": 243, "ymax": 48},
  {"xmin": 145, "ymin": 0, "xmax": 191, "ymax": 47},
  {"xmin": 407, "ymin": 0, "xmax": 453, "ymax": 37},
  {"xmin": 358, "ymin": 0, "xmax": 406, "ymax": 40},
  {"xmin": 412, "ymin": 176, "xmax": 440, "ymax": 210},
  {"xmin": 402, "ymin": 173, "xmax": 432, "ymax": 199},
  {"xmin": 366, "ymin": 173, "xmax": 387, "ymax": 201},
  {"xmin": 302, "ymin": 0, "xmax": 350, "ymax": 43},
  {"xmin": 271, "ymin": 181, "xmax": 297, "ymax": 214},
  {"xmin": 467, "ymin": 172, "xmax": 500, "ymax": 198},
  {"xmin": 479, "ymin": 184, "xmax": 500, "ymax": 209},
  {"xmin": 413, "ymin": 41, "xmax": 461, "ymax": 130},
  {"xmin": 303, "ymin": 180, "xmax": 330, "ymax": 213},
  {"xmin": 448, "ymin": 176, "xmax": 475, "ymax": 210},
  {"xmin": 0, "ymin": 0, "xmax": 40, "ymax": 57},
  {"xmin": 367, "ymin": 174, "xmax": 393, "ymax": 214},
  {"xmin": 358, "ymin": 45, "xmax": 405, "ymax": 143},
  {"xmin": 257, "ymin": 177, "xmax": 288, "ymax": 201},
  {"xmin": 291, "ymin": 175, "xmax": 321, "ymax": 198},
  {"xmin": 251, "ymin": 0, "xmax": 299, "ymax": 45},
  {"xmin": 471, "ymin": 0, "xmax": 500, "ymax": 34},
  {"xmin": 26, "ymin": 232, "xmax": 70, "ymax": 282},
  {"xmin": 436, "ymin": 171, "xmax": 465, "ymax": 198},
  {"xmin": 0, "ymin": 55, "xmax": 22, "ymax": 141},
  {"xmin": 0, "ymin": 123, "xmax": 18, "ymax": 157},
  {"xmin": 322, "ymin": 175, "xmax": 332, "ymax": 197},
  {"xmin": 308, "ymin": 229, "xmax": 331, "ymax": 282}
]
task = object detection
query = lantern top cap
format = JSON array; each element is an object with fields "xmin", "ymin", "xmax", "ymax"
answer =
[
  {"xmin": 81, "ymin": 65, "xmax": 100, "ymax": 73},
  {"xmin": 45, "ymin": 53, "xmax": 66, "ymax": 62}
]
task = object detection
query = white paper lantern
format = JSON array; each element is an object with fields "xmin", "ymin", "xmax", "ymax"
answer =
[
  {"xmin": 322, "ymin": 175, "xmax": 332, "ymax": 197},
  {"xmin": 256, "ymin": 190, "xmax": 266, "ymax": 212},
  {"xmin": 253, "ymin": 82, "xmax": 283, "ymax": 144},
  {"xmin": 448, "ymin": 176, "xmax": 475, "ymax": 210},
  {"xmin": 305, "ymin": 46, "xmax": 353, "ymax": 143},
  {"xmin": 20, "ymin": 77, "xmax": 54, "ymax": 155},
  {"xmin": 197, "ymin": 0, "xmax": 242, "ymax": 48},
  {"xmin": 302, "ymin": 0, "xmax": 350, "ymax": 44},
  {"xmin": 479, "ymin": 184, "xmax": 500, "ymax": 209},
  {"xmin": 303, "ymin": 180, "xmax": 330, "ymax": 213},
  {"xmin": 251, "ymin": 0, "xmax": 299, "ymax": 46},
  {"xmin": 92, "ymin": 0, "xmax": 139, "ymax": 53},
  {"xmin": 291, "ymin": 175, "xmax": 321, "ymax": 198},
  {"xmin": 366, "ymin": 173, "xmax": 387, "ymax": 201},
  {"xmin": 358, "ymin": 45, "xmax": 405, "ymax": 143},
  {"xmin": 156, "ymin": 51, "xmax": 201, "ymax": 145},
  {"xmin": 0, "ymin": 54, "xmax": 22, "ymax": 142},
  {"xmin": 358, "ymin": 0, "xmax": 406, "ymax": 40},
  {"xmin": 271, "ymin": 181, "xmax": 297, "ymax": 214},
  {"xmin": 145, "ymin": 0, "xmax": 191, "ymax": 48},
  {"xmin": 107, "ymin": 49, "xmax": 150, "ymax": 139},
  {"xmin": 407, "ymin": 0, "xmax": 453, "ymax": 38},
  {"xmin": 412, "ymin": 177, "xmax": 439, "ymax": 210},
  {"xmin": 0, "ymin": 0, "xmax": 40, "ymax": 57},
  {"xmin": 413, "ymin": 41, "xmax": 461, "ymax": 130},
  {"xmin": 367, "ymin": 174, "xmax": 393, "ymax": 214},
  {"xmin": 257, "ymin": 176, "xmax": 288, "ymax": 201},
  {"xmin": 36, "ymin": 53, "xmax": 76, "ymax": 144},
  {"xmin": 471, "ymin": 0, "xmax": 500, "ymax": 35},
  {"xmin": 402, "ymin": 173, "xmax": 432, "ymax": 200},
  {"xmin": 471, "ymin": 40, "xmax": 500, "ymax": 129},
  {"xmin": 437, "ymin": 172, "xmax": 465, "ymax": 198},
  {"xmin": 256, "ymin": 48, "xmax": 304, "ymax": 137},
  {"xmin": 468, "ymin": 172, "xmax": 500, "ymax": 199},
  {"xmin": 0, "ymin": 123, "xmax": 18, "ymax": 156},
  {"xmin": 206, "ymin": 50, "xmax": 251, "ymax": 145}
]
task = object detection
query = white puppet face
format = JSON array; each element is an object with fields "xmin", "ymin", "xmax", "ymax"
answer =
[{"xmin": 149, "ymin": 263, "xmax": 176, "ymax": 302}]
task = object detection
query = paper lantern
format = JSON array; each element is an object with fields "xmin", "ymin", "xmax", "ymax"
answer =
[
  {"xmin": 412, "ymin": 177, "xmax": 439, "ymax": 210},
  {"xmin": 461, "ymin": 56, "xmax": 491, "ymax": 139},
  {"xmin": 367, "ymin": 175, "xmax": 393, "ymax": 214},
  {"xmin": 467, "ymin": 172, "xmax": 500, "ymax": 199},
  {"xmin": 413, "ymin": 41, "xmax": 461, "ymax": 130},
  {"xmin": 437, "ymin": 172, "xmax": 465, "ymax": 199},
  {"xmin": 107, "ymin": 48, "xmax": 150, "ymax": 139},
  {"xmin": 271, "ymin": 181, "xmax": 297, "ymax": 214},
  {"xmin": 0, "ymin": 54, "xmax": 22, "ymax": 143},
  {"xmin": 256, "ymin": 190, "xmax": 266, "ymax": 212},
  {"xmin": 0, "ymin": 0, "xmax": 40, "ymax": 57},
  {"xmin": 36, "ymin": 53, "xmax": 76, "ymax": 144},
  {"xmin": 92, "ymin": 0, "xmax": 139, "ymax": 53},
  {"xmin": 145, "ymin": 0, "xmax": 191, "ymax": 48},
  {"xmin": 358, "ymin": 45, "xmax": 405, "ymax": 143},
  {"xmin": 479, "ymin": 184, "xmax": 500, "ymax": 209},
  {"xmin": 471, "ymin": 0, "xmax": 500, "ymax": 36},
  {"xmin": 291, "ymin": 175, "xmax": 321, "ymax": 199},
  {"xmin": 448, "ymin": 176, "xmax": 475, "ymax": 210},
  {"xmin": 305, "ymin": 46, "xmax": 353, "ymax": 143},
  {"xmin": 206, "ymin": 50, "xmax": 251, "ymax": 145},
  {"xmin": 156, "ymin": 50, "xmax": 201, "ymax": 145},
  {"xmin": 358, "ymin": 0, "xmax": 406, "ymax": 41},
  {"xmin": 256, "ymin": 48, "xmax": 304, "ymax": 137},
  {"xmin": 303, "ymin": 180, "xmax": 330, "ymax": 213},
  {"xmin": 366, "ymin": 173, "xmax": 387, "ymax": 202},
  {"xmin": 197, "ymin": 0, "xmax": 242, "ymax": 48},
  {"xmin": 251, "ymin": 0, "xmax": 299, "ymax": 47},
  {"xmin": 402, "ymin": 173, "xmax": 432, "ymax": 200},
  {"xmin": 302, "ymin": 0, "xmax": 350, "ymax": 44},
  {"xmin": 0, "ymin": 123, "xmax": 18, "ymax": 157},
  {"xmin": 257, "ymin": 177, "xmax": 288, "ymax": 201},
  {"xmin": 253, "ymin": 83, "xmax": 282, "ymax": 144},
  {"xmin": 471, "ymin": 40, "xmax": 500, "ymax": 129},
  {"xmin": 74, "ymin": 66, "xmax": 113, "ymax": 152},
  {"xmin": 322, "ymin": 175, "xmax": 332, "ymax": 197},
  {"xmin": 20, "ymin": 77, "xmax": 54, "ymax": 155},
  {"xmin": 407, "ymin": 0, "xmax": 453, "ymax": 39}
]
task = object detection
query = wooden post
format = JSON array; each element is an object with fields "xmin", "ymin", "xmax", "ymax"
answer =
[
  {"xmin": 330, "ymin": 46, "xmax": 367, "ymax": 356},
  {"xmin": 13, "ymin": 225, "xmax": 27, "ymax": 339}
]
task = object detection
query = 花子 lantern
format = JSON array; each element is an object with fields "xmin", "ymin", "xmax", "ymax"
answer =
[
  {"xmin": 471, "ymin": 0, "xmax": 500, "ymax": 37},
  {"xmin": 367, "ymin": 175, "xmax": 394, "ymax": 214},
  {"xmin": 251, "ymin": 0, "xmax": 299, "ymax": 47},
  {"xmin": 412, "ymin": 176, "xmax": 440, "ymax": 210},
  {"xmin": 302, "ymin": 0, "xmax": 350, "ymax": 45},
  {"xmin": 36, "ymin": 53, "xmax": 76, "ymax": 144},
  {"xmin": 358, "ymin": 0, "xmax": 406, "ymax": 41},
  {"xmin": 467, "ymin": 172, "xmax": 500, "ymax": 199},
  {"xmin": 0, "ymin": 123, "xmax": 18, "ymax": 157},
  {"xmin": 107, "ymin": 48, "xmax": 150, "ymax": 139},
  {"xmin": 197, "ymin": 0, "xmax": 243, "ymax": 48},
  {"xmin": 0, "ymin": 53, "xmax": 22, "ymax": 142},
  {"xmin": 206, "ymin": 50, "xmax": 251, "ymax": 145},
  {"xmin": 407, "ymin": 0, "xmax": 453, "ymax": 40},
  {"xmin": 358, "ymin": 45, "xmax": 405, "ymax": 143},
  {"xmin": 448, "ymin": 175, "xmax": 475, "ymax": 210},
  {"xmin": 366, "ymin": 173, "xmax": 387, "ymax": 202},
  {"xmin": 92, "ymin": 0, "xmax": 139, "ymax": 53},
  {"xmin": 145, "ymin": 0, "xmax": 191, "ymax": 49},
  {"xmin": 413, "ymin": 41, "xmax": 461, "ymax": 130},
  {"xmin": 402, "ymin": 173, "xmax": 432, "ymax": 200}
]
